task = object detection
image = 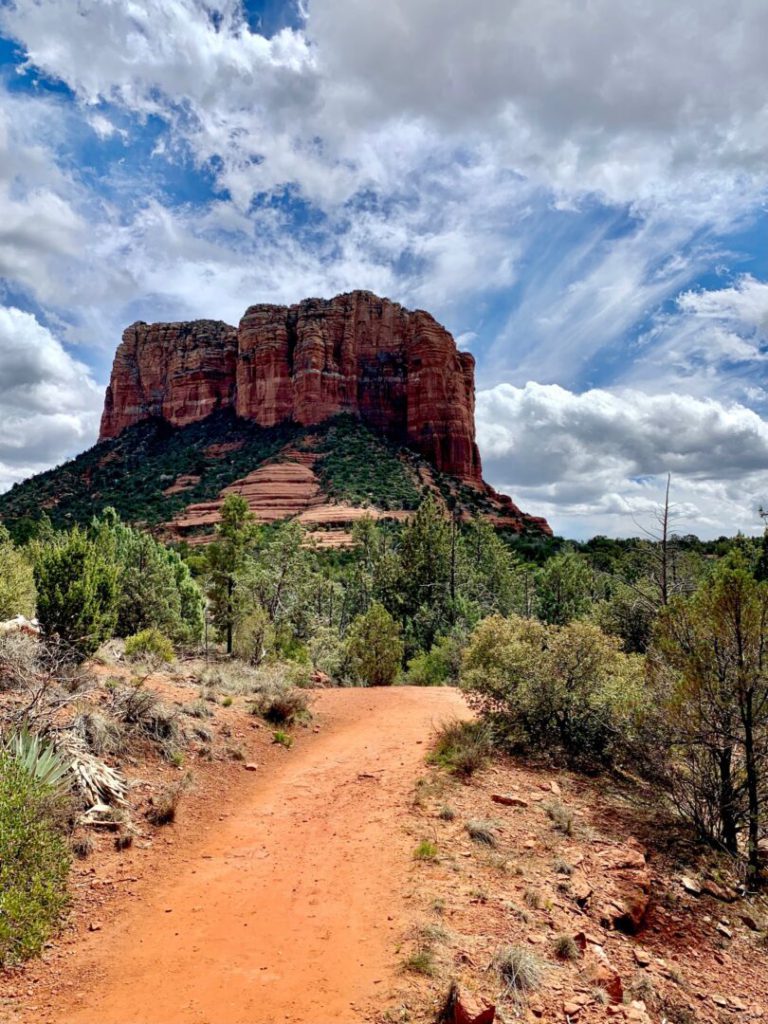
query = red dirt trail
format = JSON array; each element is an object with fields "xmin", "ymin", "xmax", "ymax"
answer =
[{"xmin": 28, "ymin": 687, "xmax": 468, "ymax": 1024}]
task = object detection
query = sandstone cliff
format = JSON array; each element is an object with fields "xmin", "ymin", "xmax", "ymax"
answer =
[{"xmin": 99, "ymin": 291, "xmax": 482, "ymax": 483}]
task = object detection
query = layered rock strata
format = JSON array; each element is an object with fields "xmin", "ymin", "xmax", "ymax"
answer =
[{"xmin": 100, "ymin": 291, "xmax": 482, "ymax": 483}]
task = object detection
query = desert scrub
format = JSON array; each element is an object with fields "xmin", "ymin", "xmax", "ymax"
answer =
[
  {"xmin": 402, "ymin": 945, "xmax": 437, "ymax": 976},
  {"xmin": 124, "ymin": 628, "xmax": 175, "ymax": 666},
  {"xmin": 253, "ymin": 687, "xmax": 309, "ymax": 726},
  {"xmin": 272, "ymin": 730, "xmax": 294, "ymax": 748},
  {"xmin": 465, "ymin": 819, "xmax": 498, "ymax": 847},
  {"xmin": 0, "ymin": 751, "xmax": 71, "ymax": 964},
  {"xmin": 543, "ymin": 799, "xmax": 574, "ymax": 835},
  {"xmin": 553, "ymin": 934, "xmax": 580, "ymax": 960},
  {"xmin": 494, "ymin": 944, "xmax": 545, "ymax": 994},
  {"xmin": 428, "ymin": 719, "xmax": 492, "ymax": 777},
  {"xmin": 146, "ymin": 775, "xmax": 192, "ymax": 826},
  {"xmin": 414, "ymin": 839, "xmax": 438, "ymax": 861}
]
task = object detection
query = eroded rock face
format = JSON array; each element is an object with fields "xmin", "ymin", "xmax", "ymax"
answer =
[
  {"xmin": 99, "ymin": 291, "xmax": 482, "ymax": 482},
  {"xmin": 100, "ymin": 320, "xmax": 238, "ymax": 438}
]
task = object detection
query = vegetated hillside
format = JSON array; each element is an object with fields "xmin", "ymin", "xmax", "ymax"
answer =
[
  {"xmin": 0, "ymin": 412, "xmax": 414, "ymax": 531},
  {"xmin": 0, "ymin": 411, "xmax": 529, "ymax": 539}
]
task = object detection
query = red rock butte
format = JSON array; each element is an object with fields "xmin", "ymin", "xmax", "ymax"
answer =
[{"xmin": 100, "ymin": 290, "xmax": 483, "ymax": 483}]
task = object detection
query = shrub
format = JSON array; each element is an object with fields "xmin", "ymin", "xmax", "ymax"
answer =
[
  {"xmin": 346, "ymin": 602, "xmax": 404, "ymax": 686},
  {"xmin": 0, "ymin": 751, "xmax": 71, "ymax": 964},
  {"xmin": 405, "ymin": 635, "xmax": 462, "ymax": 687},
  {"xmin": 462, "ymin": 615, "xmax": 647, "ymax": 767},
  {"xmin": 0, "ymin": 527, "xmax": 36, "ymax": 619},
  {"xmin": 428, "ymin": 719, "xmax": 493, "ymax": 777},
  {"xmin": 272, "ymin": 730, "xmax": 293, "ymax": 748},
  {"xmin": 465, "ymin": 819, "xmax": 498, "ymax": 847},
  {"xmin": 553, "ymin": 934, "xmax": 580, "ymax": 961},
  {"xmin": 124, "ymin": 628, "xmax": 175, "ymax": 666},
  {"xmin": 414, "ymin": 839, "xmax": 438, "ymax": 861},
  {"xmin": 494, "ymin": 944, "xmax": 544, "ymax": 994}
]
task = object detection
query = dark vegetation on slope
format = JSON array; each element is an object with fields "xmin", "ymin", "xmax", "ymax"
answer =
[{"xmin": 0, "ymin": 412, "xmax": 428, "ymax": 537}]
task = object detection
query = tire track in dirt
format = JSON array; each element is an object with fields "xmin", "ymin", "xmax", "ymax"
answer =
[{"xmin": 25, "ymin": 687, "xmax": 469, "ymax": 1024}]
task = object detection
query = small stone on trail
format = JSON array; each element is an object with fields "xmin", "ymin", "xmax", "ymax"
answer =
[
  {"xmin": 680, "ymin": 875, "xmax": 701, "ymax": 896},
  {"xmin": 244, "ymin": 763, "xmax": 259, "ymax": 772},
  {"xmin": 88, "ymin": 922, "xmax": 101, "ymax": 932}
]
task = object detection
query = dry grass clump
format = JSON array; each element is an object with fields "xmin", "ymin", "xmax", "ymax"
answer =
[
  {"xmin": 428, "ymin": 719, "xmax": 493, "ymax": 778},
  {"xmin": 465, "ymin": 819, "xmax": 498, "ymax": 847},
  {"xmin": 252, "ymin": 687, "xmax": 309, "ymax": 726},
  {"xmin": 543, "ymin": 799, "xmax": 574, "ymax": 835},
  {"xmin": 0, "ymin": 632, "xmax": 40, "ymax": 691},
  {"xmin": 107, "ymin": 684, "xmax": 183, "ymax": 755},
  {"xmin": 553, "ymin": 934, "xmax": 580, "ymax": 961},
  {"xmin": 146, "ymin": 775, "xmax": 192, "ymax": 827},
  {"xmin": 72, "ymin": 709, "xmax": 126, "ymax": 757},
  {"xmin": 494, "ymin": 944, "xmax": 545, "ymax": 994},
  {"xmin": 71, "ymin": 833, "xmax": 95, "ymax": 860}
]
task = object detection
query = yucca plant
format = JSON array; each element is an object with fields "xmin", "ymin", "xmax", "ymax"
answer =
[{"xmin": 5, "ymin": 730, "xmax": 71, "ymax": 793}]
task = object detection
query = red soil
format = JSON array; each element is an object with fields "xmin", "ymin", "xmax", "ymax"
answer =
[{"xmin": 6, "ymin": 687, "xmax": 469, "ymax": 1024}]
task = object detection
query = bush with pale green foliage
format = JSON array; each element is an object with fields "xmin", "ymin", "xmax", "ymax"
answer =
[
  {"xmin": 0, "ymin": 750, "xmax": 71, "ymax": 964},
  {"xmin": 462, "ymin": 614, "xmax": 647, "ymax": 767},
  {"xmin": 124, "ymin": 628, "xmax": 175, "ymax": 665},
  {"xmin": 405, "ymin": 634, "xmax": 463, "ymax": 686},
  {"xmin": 0, "ymin": 526, "xmax": 36, "ymax": 619}
]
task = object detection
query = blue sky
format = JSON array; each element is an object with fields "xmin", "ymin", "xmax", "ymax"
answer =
[{"xmin": 0, "ymin": 0, "xmax": 767, "ymax": 538}]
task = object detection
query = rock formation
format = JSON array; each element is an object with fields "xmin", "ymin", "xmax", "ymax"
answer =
[{"xmin": 100, "ymin": 291, "xmax": 482, "ymax": 483}]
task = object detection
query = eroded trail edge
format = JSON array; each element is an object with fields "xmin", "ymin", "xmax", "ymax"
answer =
[{"xmin": 23, "ymin": 687, "xmax": 468, "ymax": 1024}]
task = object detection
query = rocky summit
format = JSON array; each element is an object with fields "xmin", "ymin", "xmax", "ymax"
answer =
[
  {"xmin": 1, "ymin": 291, "xmax": 550, "ymax": 541},
  {"xmin": 100, "ymin": 290, "xmax": 482, "ymax": 484}
]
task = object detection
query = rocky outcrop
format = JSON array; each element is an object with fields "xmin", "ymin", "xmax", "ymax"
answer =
[
  {"xmin": 99, "ymin": 291, "xmax": 482, "ymax": 483},
  {"xmin": 100, "ymin": 320, "xmax": 237, "ymax": 438}
]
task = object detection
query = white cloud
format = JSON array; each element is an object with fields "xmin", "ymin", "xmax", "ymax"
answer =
[
  {"xmin": 625, "ymin": 275, "xmax": 768, "ymax": 404},
  {"xmin": 0, "ymin": 307, "xmax": 102, "ymax": 491},
  {"xmin": 1, "ymin": 0, "xmax": 768, "ymax": 539},
  {"xmin": 4, "ymin": 0, "xmax": 768, "ymax": 213},
  {"xmin": 477, "ymin": 382, "xmax": 768, "ymax": 538}
]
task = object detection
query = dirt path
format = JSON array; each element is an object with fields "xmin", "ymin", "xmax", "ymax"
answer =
[{"xmin": 24, "ymin": 687, "xmax": 468, "ymax": 1024}]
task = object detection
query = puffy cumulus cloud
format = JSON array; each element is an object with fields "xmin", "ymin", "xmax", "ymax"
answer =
[
  {"xmin": 0, "ymin": 307, "xmax": 102, "ymax": 491},
  {"xmin": 4, "ymin": 0, "xmax": 768, "ymax": 212},
  {"xmin": 476, "ymin": 382, "xmax": 768, "ymax": 538}
]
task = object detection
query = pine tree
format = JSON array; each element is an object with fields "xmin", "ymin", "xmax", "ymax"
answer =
[
  {"xmin": 33, "ymin": 527, "xmax": 120, "ymax": 658},
  {"xmin": 206, "ymin": 495, "xmax": 259, "ymax": 654},
  {"xmin": 346, "ymin": 602, "xmax": 404, "ymax": 686}
]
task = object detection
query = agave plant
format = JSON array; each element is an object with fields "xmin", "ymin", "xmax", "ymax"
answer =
[{"xmin": 5, "ymin": 729, "xmax": 71, "ymax": 793}]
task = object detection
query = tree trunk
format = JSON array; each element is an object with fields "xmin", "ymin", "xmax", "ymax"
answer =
[
  {"xmin": 718, "ymin": 746, "xmax": 739, "ymax": 854},
  {"xmin": 226, "ymin": 576, "xmax": 233, "ymax": 655},
  {"xmin": 743, "ymin": 691, "xmax": 761, "ymax": 885}
]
